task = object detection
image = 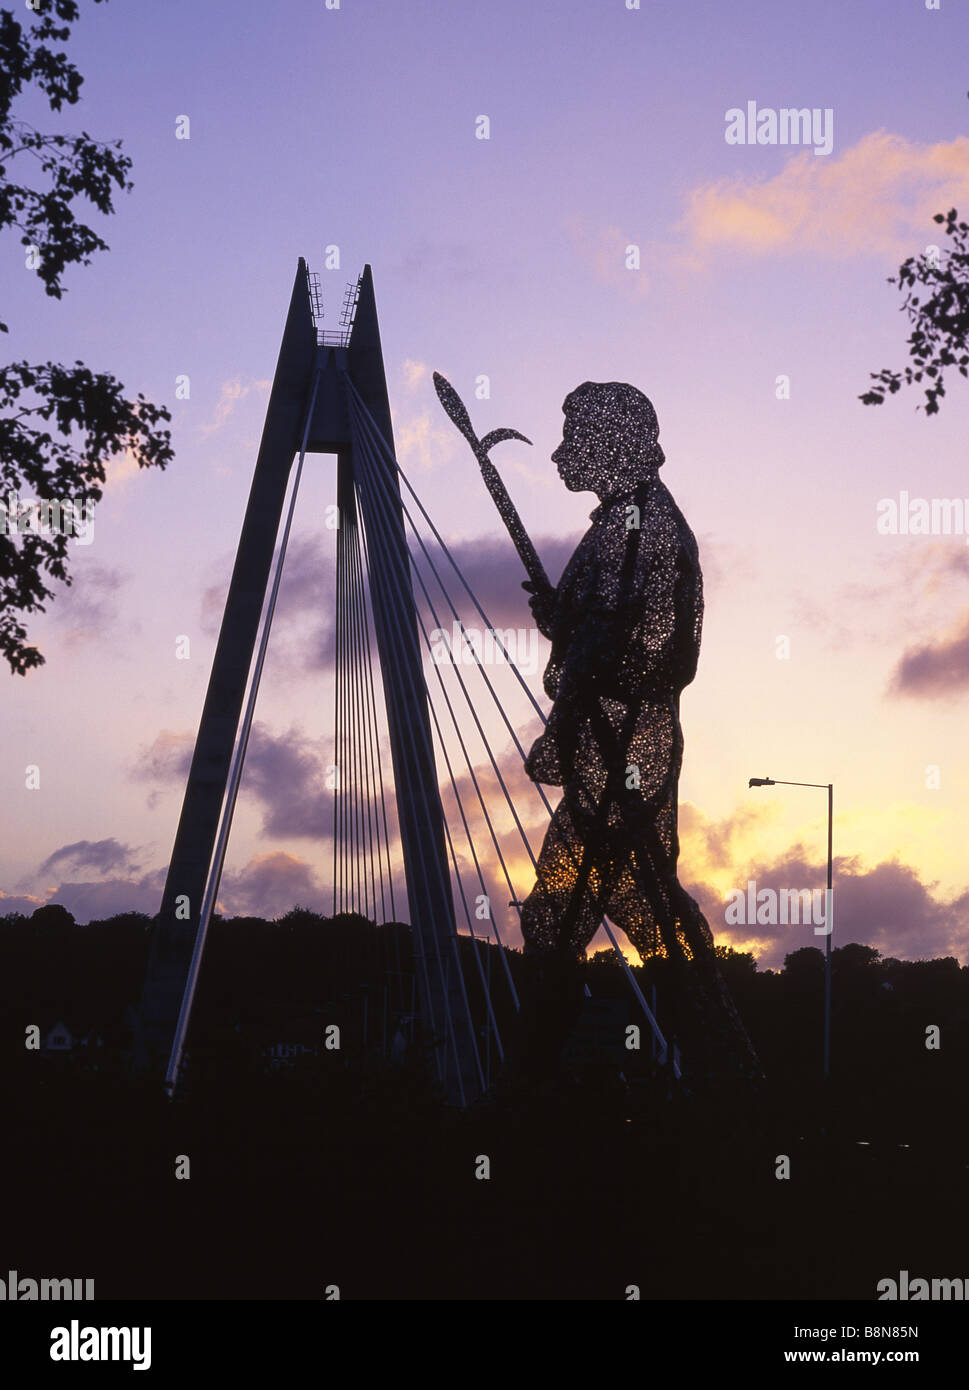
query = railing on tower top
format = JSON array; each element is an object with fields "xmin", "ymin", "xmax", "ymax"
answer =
[
  {"xmin": 340, "ymin": 277, "xmax": 361, "ymax": 330},
  {"xmin": 306, "ymin": 270, "xmax": 323, "ymax": 323},
  {"xmin": 305, "ymin": 265, "xmax": 362, "ymax": 349}
]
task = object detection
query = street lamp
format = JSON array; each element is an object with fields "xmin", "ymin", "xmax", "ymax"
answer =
[{"xmin": 748, "ymin": 776, "xmax": 834, "ymax": 1080}]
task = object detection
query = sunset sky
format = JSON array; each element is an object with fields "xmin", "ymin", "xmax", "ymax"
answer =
[{"xmin": 2, "ymin": 0, "xmax": 968, "ymax": 971}]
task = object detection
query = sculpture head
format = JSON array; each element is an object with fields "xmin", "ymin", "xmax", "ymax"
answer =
[{"xmin": 552, "ymin": 382, "xmax": 665, "ymax": 498}]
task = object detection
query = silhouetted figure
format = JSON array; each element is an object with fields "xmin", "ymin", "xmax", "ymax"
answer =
[{"xmin": 518, "ymin": 382, "xmax": 761, "ymax": 1087}]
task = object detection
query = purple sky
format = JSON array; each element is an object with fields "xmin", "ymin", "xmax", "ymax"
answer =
[{"xmin": 3, "ymin": 0, "xmax": 969, "ymax": 970}]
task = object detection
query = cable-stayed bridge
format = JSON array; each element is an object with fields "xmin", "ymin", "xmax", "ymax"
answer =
[{"xmin": 136, "ymin": 261, "xmax": 678, "ymax": 1106}]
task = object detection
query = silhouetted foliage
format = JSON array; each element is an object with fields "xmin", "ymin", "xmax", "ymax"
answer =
[
  {"xmin": 0, "ymin": 0, "xmax": 173, "ymax": 674},
  {"xmin": 0, "ymin": 907, "xmax": 967, "ymax": 1295},
  {"xmin": 782, "ymin": 945, "xmax": 825, "ymax": 980},
  {"xmin": 1, "ymin": 909, "xmax": 963, "ymax": 1129},
  {"xmin": 860, "ymin": 208, "xmax": 969, "ymax": 415},
  {"xmin": 29, "ymin": 900, "xmax": 75, "ymax": 930}
]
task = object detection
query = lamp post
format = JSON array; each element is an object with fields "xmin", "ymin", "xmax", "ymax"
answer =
[{"xmin": 748, "ymin": 777, "xmax": 834, "ymax": 1080}]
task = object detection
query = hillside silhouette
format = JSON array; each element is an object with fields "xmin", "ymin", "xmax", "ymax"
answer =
[{"xmin": 2, "ymin": 906, "xmax": 966, "ymax": 1298}]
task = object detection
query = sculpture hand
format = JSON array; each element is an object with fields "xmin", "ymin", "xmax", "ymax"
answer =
[{"xmin": 522, "ymin": 579, "xmax": 556, "ymax": 637}]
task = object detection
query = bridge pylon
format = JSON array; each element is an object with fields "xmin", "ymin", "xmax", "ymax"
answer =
[{"xmin": 137, "ymin": 261, "xmax": 482, "ymax": 1105}]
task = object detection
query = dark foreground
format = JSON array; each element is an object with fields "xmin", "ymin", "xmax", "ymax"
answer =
[{"xmin": 4, "ymin": 1060, "xmax": 966, "ymax": 1302}]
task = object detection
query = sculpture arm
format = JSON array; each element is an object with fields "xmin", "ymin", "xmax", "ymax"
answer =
[{"xmin": 557, "ymin": 505, "xmax": 682, "ymax": 700}]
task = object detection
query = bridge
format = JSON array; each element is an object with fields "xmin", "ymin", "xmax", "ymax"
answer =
[{"xmin": 136, "ymin": 261, "xmax": 678, "ymax": 1106}]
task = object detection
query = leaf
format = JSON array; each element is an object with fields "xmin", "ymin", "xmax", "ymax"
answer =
[
  {"xmin": 479, "ymin": 427, "xmax": 532, "ymax": 451},
  {"xmin": 432, "ymin": 372, "xmax": 478, "ymax": 446}
]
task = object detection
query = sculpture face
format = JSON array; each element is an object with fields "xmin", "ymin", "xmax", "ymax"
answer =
[
  {"xmin": 552, "ymin": 383, "xmax": 665, "ymax": 499},
  {"xmin": 552, "ymin": 405, "xmax": 600, "ymax": 493}
]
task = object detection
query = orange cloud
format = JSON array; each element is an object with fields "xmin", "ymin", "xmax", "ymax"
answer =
[
  {"xmin": 201, "ymin": 377, "xmax": 271, "ymax": 437},
  {"xmin": 679, "ymin": 131, "xmax": 969, "ymax": 263},
  {"xmin": 392, "ymin": 406, "xmax": 459, "ymax": 474},
  {"xmin": 103, "ymin": 447, "xmax": 140, "ymax": 489},
  {"xmin": 400, "ymin": 358, "xmax": 429, "ymax": 390}
]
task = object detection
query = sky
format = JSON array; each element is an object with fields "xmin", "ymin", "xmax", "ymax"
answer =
[{"xmin": 2, "ymin": 0, "xmax": 969, "ymax": 972}]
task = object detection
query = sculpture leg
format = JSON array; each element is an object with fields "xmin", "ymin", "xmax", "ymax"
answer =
[
  {"xmin": 610, "ymin": 820, "xmax": 762, "ymax": 1086},
  {"xmin": 517, "ymin": 769, "xmax": 631, "ymax": 1078},
  {"xmin": 520, "ymin": 796, "xmax": 612, "ymax": 960}
]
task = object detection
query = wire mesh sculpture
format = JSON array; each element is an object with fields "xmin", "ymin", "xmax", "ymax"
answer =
[{"xmin": 517, "ymin": 382, "xmax": 762, "ymax": 1086}]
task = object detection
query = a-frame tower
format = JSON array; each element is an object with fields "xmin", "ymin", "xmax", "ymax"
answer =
[{"xmin": 137, "ymin": 263, "xmax": 481, "ymax": 1104}]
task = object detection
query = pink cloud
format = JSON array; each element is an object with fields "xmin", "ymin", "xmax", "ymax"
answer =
[
  {"xmin": 217, "ymin": 851, "xmax": 328, "ymax": 919},
  {"xmin": 679, "ymin": 132, "xmax": 969, "ymax": 263},
  {"xmin": 889, "ymin": 604, "xmax": 969, "ymax": 699}
]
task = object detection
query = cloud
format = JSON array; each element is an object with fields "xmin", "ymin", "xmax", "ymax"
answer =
[
  {"xmin": 199, "ymin": 535, "xmax": 336, "ymax": 670},
  {"xmin": 392, "ymin": 407, "xmax": 460, "ymax": 474},
  {"xmin": 130, "ymin": 729, "xmax": 195, "ymax": 808},
  {"xmin": 131, "ymin": 728, "xmax": 195, "ymax": 782},
  {"xmin": 131, "ymin": 722, "xmax": 339, "ymax": 841},
  {"xmin": 31, "ymin": 842, "xmax": 163, "ymax": 922},
  {"xmin": 693, "ymin": 533, "xmax": 758, "ymax": 600},
  {"xmin": 676, "ymin": 801, "xmax": 969, "ymax": 969},
  {"xmin": 198, "ymin": 579, "xmax": 227, "ymax": 639},
  {"xmin": 38, "ymin": 838, "xmax": 143, "ymax": 879},
  {"xmin": 272, "ymin": 535, "xmax": 337, "ymax": 667},
  {"xmin": 789, "ymin": 542, "xmax": 969, "ymax": 657},
  {"xmin": 727, "ymin": 847, "xmax": 969, "ymax": 968},
  {"xmin": 831, "ymin": 856, "xmax": 969, "ymax": 963},
  {"xmin": 388, "ymin": 241, "xmax": 480, "ymax": 285},
  {"xmin": 848, "ymin": 544, "xmax": 969, "ymax": 695},
  {"xmin": 117, "ymin": 706, "xmax": 969, "ymax": 967},
  {"xmin": 238, "ymin": 724, "xmax": 337, "ymax": 839},
  {"xmin": 401, "ymin": 359, "xmax": 428, "ymax": 390},
  {"xmin": 27, "ymin": 853, "xmax": 326, "ymax": 926},
  {"xmin": 50, "ymin": 564, "xmax": 126, "ymax": 647},
  {"xmin": 570, "ymin": 132, "xmax": 969, "ymax": 290},
  {"xmin": 39, "ymin": 854, "xmax": 335, "ymax": 924},
  {"xmin": 428, "ymin": 737, "xmax": 955, "ymax": 973},
  {"xmin": 888, "ymin": 604, "xmax": 969, "ymax": 698},
  {"xmin": 0, "ymin": 890, "xmax": 46, "ymax": 917},
  {"xmin": 415, "ymin": 532, "xmax": 580, "ymax": 632},
  {"xmin": 915, "ymin": 544, "xmax": 969, "ymax": 595},
  {"xmin": 432, "ymin": 716, "xmax": 550, "ymax": 945},
  {"xmin": 200, "ymin": 377, "xmax": 271, "ymax": 437},
  {"xmin": 679, "ymin": 799, "xmax": 771, "ymax": 873},
  {"xmin": 677, "ymin": 131, "xmax": 969, "ymax": 265},
  {"xmin": 103, "ymin": 448, "xmax": 140, "ymax": 489},
  {"xmin": 23, "ymin": 825, "xmax": 333, "ymax": 926},
  {"xmin": 49, "ymin": 872, "xmax": 166, "ymax": 924},
  {"xmin": 217, "ymin": 851, "xmax": 328, "ymax": 919},
  {"xmin": 254, "ymin": 530, "xmax": 580, "ymax": 674}
]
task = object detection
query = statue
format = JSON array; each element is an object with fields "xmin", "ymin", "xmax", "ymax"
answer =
[
  {"xmin": 519, "ymin": 381, "xmax": 700, "ymax": 960},
  {"xmin": 434, "ymin": 373, "xmax": 762, "ymax": 1088}
]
